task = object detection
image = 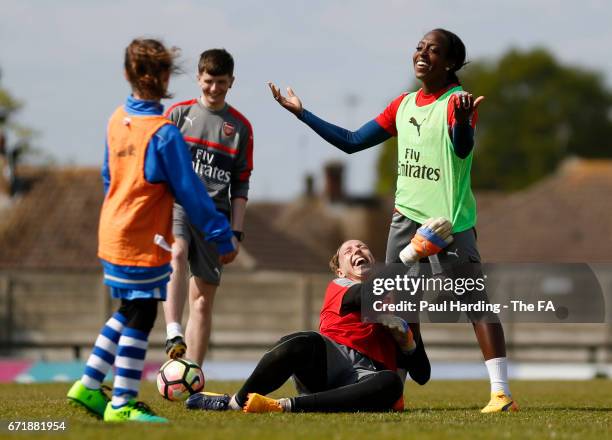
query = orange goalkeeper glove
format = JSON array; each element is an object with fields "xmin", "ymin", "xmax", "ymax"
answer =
[{"xmin": 399, "ymin": 217, "xmax": 453, "ymax": 264}]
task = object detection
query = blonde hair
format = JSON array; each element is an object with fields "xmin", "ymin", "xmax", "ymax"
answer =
[{"xmin": 328, "ymin": 243, "xmax": 343, "ymax": 274}]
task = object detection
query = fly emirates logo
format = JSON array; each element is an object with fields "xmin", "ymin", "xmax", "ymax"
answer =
[
  {"xmin": 193, "ymin": 149, "xmax": 231, "ymax": 184},
  {"xmin": 398, "ymin": 147, "xmax": 441, "ymax": 182}
]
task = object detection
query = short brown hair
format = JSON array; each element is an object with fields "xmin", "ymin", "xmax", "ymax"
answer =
[
  {"xmin": 328, "ymin": 244, "xmax": 342, "ymax": 274},
  {"xmin": 124, "ymin": 38, "xmax": 180, "ymax": 100},
  {"xmin": 198, "ymin": 48, "xmax": 234, "ymax": 76}
]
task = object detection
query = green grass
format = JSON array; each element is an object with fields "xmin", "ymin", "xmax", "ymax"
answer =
[{"xmin": 0, "ymin": 380, "xmax": 610, "ymax": 439}]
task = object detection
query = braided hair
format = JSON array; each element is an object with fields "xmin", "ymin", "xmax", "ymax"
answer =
[
  {"xmin": 124, "ymin": 38, "xmax": 181, "ymax": 100},
  {"xmin": 431, "ymin": 28, "xmax": 467, "ymax": 85}
]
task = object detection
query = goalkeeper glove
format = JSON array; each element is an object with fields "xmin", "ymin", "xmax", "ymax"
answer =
[
  {"xmin": 378, "ymin": 314, "xmax": 417, "ymax": 354},
  {"xmin": 399, "ymin": 217, "xmax": 453, "ymax": 264}
]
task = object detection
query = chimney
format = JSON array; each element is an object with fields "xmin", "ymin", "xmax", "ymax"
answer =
[
  {"xmin": 324, "ymin": 161, "xmax": 345, "ymax": 203},
  {"xmin": 0, "ymin": 132, "xmax": 19, "ymax": 197},
  {"xmin": 304, "ymin": 174, "xmax": 315, "ymax": 198}
]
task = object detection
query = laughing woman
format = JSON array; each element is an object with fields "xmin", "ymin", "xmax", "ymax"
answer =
[{"xmin": 269, "ymin": 28, "xmax": 518, "ymax": 413}]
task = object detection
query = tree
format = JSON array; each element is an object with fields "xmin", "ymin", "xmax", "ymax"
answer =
[
  {"xmin": 0, "ymin": 69, "xmax": 38, "ymax": 195},
  {"xmin": 375, "ymin": 136, "xmax": 397, "ymax": 196},
  {"xmin": 375, "ymin": 48, "xmax": 612, "ymax": 193}
]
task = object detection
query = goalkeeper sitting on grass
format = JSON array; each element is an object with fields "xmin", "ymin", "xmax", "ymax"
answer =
[{"xmin": 186, "ymin": 219, "xmax": 452, "ymax": 413}]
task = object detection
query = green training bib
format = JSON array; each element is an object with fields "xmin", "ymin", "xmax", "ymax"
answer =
[{"xmin": 394, "ymin": 86, "xmax": 476, "ymax": 232}]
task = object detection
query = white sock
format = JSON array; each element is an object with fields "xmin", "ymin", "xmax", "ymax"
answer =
[
  {"xmin": 166, "ymin": 322, "xmax": 183, "ymax": 340},
  {"xmin": 396, "ymin": 368, "xmax": 408, "ymax": 384},
  {"xmin": 111, "ymin": 394, "xmax": 130, "ymax": 408},
  {"xmin": 278, "ymin": 398, "xmax": 292, "ymax": 412},
  {"xmin": 228, "ymin": 395, "xmax": 242, "ymax": 411},
  {"xmin": 485, "ymin": 357, "xmax": 510, "ymax": 395}
]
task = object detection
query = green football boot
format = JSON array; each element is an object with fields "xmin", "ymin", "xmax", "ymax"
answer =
[
  {"xmin": 104, "ymin": 400, "xmax": 168, "ymax": 423},
  {"xmin": 66, "ymin": 380, "xmax": 110, "ymax": 418}
]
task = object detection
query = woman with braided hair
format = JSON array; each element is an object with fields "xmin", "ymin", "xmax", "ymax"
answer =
[{"xmin": 269, "ymin": 28, "xmax": 518, "ymax": 413}]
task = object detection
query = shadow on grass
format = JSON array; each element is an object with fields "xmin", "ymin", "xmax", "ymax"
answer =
[
  {"xmin": 406, "ymin": 406, "xmax": 612, "ymax": 412},
  {"xmin": 405, "ymin": 407, "xmax": 481, "ymax": 412},
  {"xmin": 540, "ymin": 407, "xmax": 612, "ymax": 412}
]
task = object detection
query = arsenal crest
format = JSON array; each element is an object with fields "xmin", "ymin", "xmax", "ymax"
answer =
[{"xmin": 223, "ymin": 122, "xmax": 236, "ymax": 137}]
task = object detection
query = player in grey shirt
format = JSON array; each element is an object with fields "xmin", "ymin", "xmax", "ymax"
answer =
[{"xmin": 162, "ymin": 49, "xmax": 253, "ymax": 366}]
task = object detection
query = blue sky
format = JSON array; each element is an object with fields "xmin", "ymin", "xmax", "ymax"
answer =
[{"xmin": 2, "ymin": 0, "xmax": 611, "ymax": 200}]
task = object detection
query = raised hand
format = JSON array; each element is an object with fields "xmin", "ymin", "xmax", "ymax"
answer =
[
  {"xmin": 453, "ymin": 92, "xmax": 484, "ymax": 124},
  {"xmin": 268, "ymin": 82, "xmax": 303, "ymax": 116}
]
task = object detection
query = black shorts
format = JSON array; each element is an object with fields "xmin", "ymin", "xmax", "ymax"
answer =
[
  {"xmin": 385, "ymin": 212, "xmax": 493, "ymax": 322},
  {"xmin": 290, "ymin": 332, "xmax": 379, "ymax": 395}
]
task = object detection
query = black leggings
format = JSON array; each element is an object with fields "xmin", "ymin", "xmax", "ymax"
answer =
[
  {"xmin": 235, "ymin": 331, "xmax": 403, "ymax": 412},
  {"xmin": 117, "ymin": 299, "xmax": 158, "ymax": 333}
]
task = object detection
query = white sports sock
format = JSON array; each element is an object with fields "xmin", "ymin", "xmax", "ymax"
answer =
[
  {"xmin": 485, "ymin": 357, "xmax": 510, "ymax": 395},
  {"xmin": 278, "ymin": 398, "xmax": 292, "ymax": 412},
  {"xmin": 228, "ymin": 395, "xmax": 242, "ymax": 411},
  {"xmin": 396, "ymin": 368, "xmax": 408, "ymax": 384},
  {"xmin": 166, "ymin": 322, "xmax": 184, "ymax": 340},
  {"xmin": 111, "ymin": 394, "xmax": 130, "ymax": 408}
]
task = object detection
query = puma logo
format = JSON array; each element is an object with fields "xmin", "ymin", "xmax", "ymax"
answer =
[
  {"xmin": 185, "ymin": 115, "xmax": 197, "ymax": 127},
  {"xmin": 409, "ymin": 117, "xmax": 425, "ymax": 136},
  {"xmin": 447, "ymin": 249, "xmax": 459, "ymax": 258}
]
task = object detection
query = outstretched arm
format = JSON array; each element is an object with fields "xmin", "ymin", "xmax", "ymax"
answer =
[{"xmin": 268, "ymin": 82, "xmax": 390, "ymax": 154}]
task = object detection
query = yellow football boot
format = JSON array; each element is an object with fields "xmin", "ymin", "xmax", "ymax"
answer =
[
  {"xmin": 481, "ymin": 391, "xmax": 519, "ymax": 413},
  {"xmin": 243, "ymin": 393, "xmax": 283, "ymax": 413}
]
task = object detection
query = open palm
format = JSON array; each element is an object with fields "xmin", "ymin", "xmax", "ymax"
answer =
[{"xmin": 268, "ymin": 82, "xmax": 303, "ymax": 115}]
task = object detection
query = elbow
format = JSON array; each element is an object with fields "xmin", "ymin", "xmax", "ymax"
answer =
[
  {"xmin": 339, "ymin": 140, "xmax": 365, "ymax": 154},
  {"xmin": 332, "ymin": 144, "xmax": 355, "ymax": 154},
  {"xmin": 454, "ymin": 141, "xmax": 474, "ymax": 159}
]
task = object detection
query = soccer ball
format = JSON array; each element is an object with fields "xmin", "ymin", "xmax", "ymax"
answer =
[{"xmin": 156, "ymin": 358, "xmax": 205, "ymax": 401}]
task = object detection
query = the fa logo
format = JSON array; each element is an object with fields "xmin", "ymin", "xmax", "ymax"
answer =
[{"xmin": 223, "ymin": 122, "xmax": 236, "ymax": 137}]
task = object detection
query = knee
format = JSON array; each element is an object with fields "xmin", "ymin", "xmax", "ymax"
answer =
[
  {"xmin": 379, "ymin": 371, "xmax": 404, "ymax": 402},
  {"xmin": 302, "ymin": 331, "xmax": 324, "ymax": 348},
  {"xmin": 119, "ymin": 299, "xmax": 158, "ymax": 333},
  {"xmin": 278, "ymin": 331, "xmax": 321, "ymax": 353},
  {"xmin": 190, "ymin": 294, "xmax": 209, "ymax": 315},
  {"xmin": 269, "ymin": 331, "xmax": 321, "ymax": 361},
  {"xmin": 172, "ymin": 240, "xmax": 189, "ymax": 267}
]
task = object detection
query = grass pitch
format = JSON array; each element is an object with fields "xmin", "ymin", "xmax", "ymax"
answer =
[{"xmin": 0, "ymin": 380, "xmax": 610, "ymax": 440}]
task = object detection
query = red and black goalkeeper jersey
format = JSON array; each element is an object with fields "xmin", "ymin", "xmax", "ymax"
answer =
[{"xmin": 319, "ymin": 278, "xmax": 397, "ymax": 371}]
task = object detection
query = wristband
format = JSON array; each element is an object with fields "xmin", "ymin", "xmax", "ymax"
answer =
[{"xmin": 233, "ymin": 230, "xmax": 245, "ymax": 242}]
